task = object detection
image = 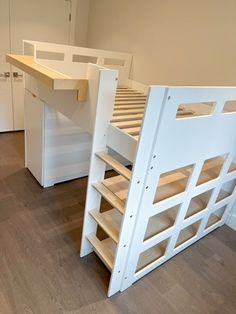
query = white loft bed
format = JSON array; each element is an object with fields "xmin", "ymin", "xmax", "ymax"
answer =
[
  {"xmin": 7, "ymin": 41, "xmax": 236, "ymax": 297},
  {"xmin": 7, "ymin": 40, "xmax": 132, "ymax": 187}
]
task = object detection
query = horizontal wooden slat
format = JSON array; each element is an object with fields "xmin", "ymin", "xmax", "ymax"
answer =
[
  {"xmin": 111, "ymin": 119, "xmax": 142, "ymax": 129},
  {"xmin": 123, "ymin": 127, "xmax": 141, "ymax": 136},
  {"xmin": 93, "ymin": 182, "xmax": 125, "ymax": 214},
  {"xmin": 115, "ymin": 96, "xmax": 147, "ymax": 100},
  {"xmin": 89, "ymin": 209, "xmax": 121, "ymax": 243},
  {"xmin": 111, "ymin": 113, "xmax": 143, "ymax": 122},
  {"xmin": 114, "ymin": 104, "xmax": 145, "ymax": 110},
  {"xmin": 86, "ymin": 233, "xmax": 115, "ymax": 271},
  {"xmin": 116, "ymin": 92, "xmax": 143, "ymax": 96},
  {"xmin": 115, "ymin": 100, "xmax": 146, "ymax": 105},
  {"xmin": 6, "ymin": 54, "xmax": 88, "ymax": 101},
  {"xmin": 96, "ymin": 151, "xmax": 132, "ymax": 180},
  {"xmin": 113, "ymin": 108, "xmax": 145, "ymax": 115}
]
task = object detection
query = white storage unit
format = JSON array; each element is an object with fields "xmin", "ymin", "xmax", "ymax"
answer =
[{"xmin": 7, "ymin": 40, "xmax": 132, "ymax": 187}]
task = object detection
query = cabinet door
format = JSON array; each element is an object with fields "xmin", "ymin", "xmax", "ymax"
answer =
[
  {"xmin": 0, "ymin": 0, "xmax": 13, "ymax": 132},
  {"xmin": 10, "ymin": 0, "xmax": 72, "ymax": 130}
]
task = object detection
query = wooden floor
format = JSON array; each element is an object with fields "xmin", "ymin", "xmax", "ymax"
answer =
[{"xmin": 0, "ymin": 131, "xmax": 235, "ymax": 314}]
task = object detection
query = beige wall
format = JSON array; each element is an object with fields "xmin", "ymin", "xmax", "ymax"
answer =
[{"xmin": 86, "ymin": 0, "xmax": 236, "ymax": 86}]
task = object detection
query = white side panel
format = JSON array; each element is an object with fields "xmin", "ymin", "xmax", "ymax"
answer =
[
  {"xmin": 43, "ymin": 105, "xmax": 92, "ymax": 187},
  {"xmin": 24, "ymin": 90, "xmax": 44, "ymax": 185}
]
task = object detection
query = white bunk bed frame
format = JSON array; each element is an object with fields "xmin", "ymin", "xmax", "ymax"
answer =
[
  {"xmin": 81, "ymin": 84, "xmax": 236, "ymax": 296},
  {"xmin": 6, "ymin": 41, "xmax": 236, "ymax": 297}
]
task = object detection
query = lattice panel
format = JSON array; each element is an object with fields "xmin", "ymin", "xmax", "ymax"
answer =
[{"xmin": 120, "ymin": 86, "xmax": 236, "ymax": 293}]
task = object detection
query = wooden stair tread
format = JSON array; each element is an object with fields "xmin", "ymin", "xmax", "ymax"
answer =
[
  {"xmin": 111, "ymin": 113, "xmax": 143, "ymax": 122},
  {"xmin": 111, "ymin": 119, "xmax": 142, "ymax": 129},
  {"xmin": 93, "ymin": 182, "xmax": 125, "ymax": 214},
  {"xmin": 90, "ymin": 209, "xmax": 121, "ymax": 243},
  {"xmin": 96, "ymin": 152, "xmax": 132, "ymax": 180},
  {"xmin": 122, "ymin": 127, "xmax": 141, "ymax": 136},
  {"xmin": 114, "ymin": 104, "xmax": 146, "ymax": 109},
  {"xmin": 86, "ymin": 234, "xmax": 115, "ymax": 271},
  {"xmin": 113, "ymin": 108, "xmax": 145, "ymax": 115}
]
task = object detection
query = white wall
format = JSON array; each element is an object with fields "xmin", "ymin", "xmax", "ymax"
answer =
[
  {"xmin": 86, "ymin": 0, "xmax": 236, "ymax": 87},
  {"xmin": 75, "ymin": 0, "xmax": 90, "ymax": 47}
]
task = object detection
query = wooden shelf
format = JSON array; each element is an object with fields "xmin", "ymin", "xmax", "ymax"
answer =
[
  {"xmin": 96, "ymin": 151, "xmax": 132, "ymax": 180},
  {"xmin": 86, "ymin": 233, "xmax": 115, "ymax": 271},
  {"xmin": 6, "ymin": 54, "xmax": 88, "ymax": 101},
  {"xmin": 93, "ymin": 182, "xmax": 125, "ymax": 214},
  {"xmin": 90, "ymin": 209, "xmax": 121, "ymax": 243}
]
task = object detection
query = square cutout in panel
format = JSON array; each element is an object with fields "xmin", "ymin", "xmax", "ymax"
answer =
[
  {"xmin": 175, "ymin": 221, "xmax": 201, "ymax": 247},
  {"xmin": 176, "ymin": 102, "xmax": 215, "ymax": 119},
  {"xmin": 136, "ymin": 238, "xmax": 169, "ymax": 272},
  {"xmin": 154, "ymin": 164, "xmax": 194, "ymax": 203},
  {"xmin": 228, "ymin": 155, "xmax": 236, "ymax": 173},
  {"xmin": 72, "ymin": 55, "xmax": 98, "ymax": 63},
  {"xmin": 36, "ymin": 50, "xmax": 64, "ymax": 61},
  {"xmin": 205, "ymin": 206, "xmax": 226, "ymax": 229},
  {"xmin": 197, "ymin": 155, "xmax": 226, "ymax": 186},
  {"xmin": 144, "ymin": 205, "xmax": 180, "ymax": 241},
  {"xmin": 104, "ymin": 58, "xmax": 125, "ymax": 66},
  {"xmin": 185, "ymin": 190, "xmax": 212, "ymax": 219},
  {"xmin": 222, "ymin": 101, "xmax": 236, "ymax": 113},
  {"xmin": 216, "ymin": 179, "xmax": 236, "ymax": 202}
]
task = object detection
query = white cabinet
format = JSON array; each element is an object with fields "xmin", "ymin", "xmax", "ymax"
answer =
[
  {"xmin": 0, "ymin": 0, "xmax": 75, "ymax": 132},
  {"xmin": 25, "ymin": 89, "xmax": 92, "ymax": 187}
]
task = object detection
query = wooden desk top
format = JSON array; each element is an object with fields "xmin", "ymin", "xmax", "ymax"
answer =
[{"xmin": 6, "ymin": 54, "xmax": 88, "ymax": 101}]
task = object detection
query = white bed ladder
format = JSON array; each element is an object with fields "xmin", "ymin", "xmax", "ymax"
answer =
[{"xmin": 80, "ymin": 86, "xmax": 167, "ymax": 296}]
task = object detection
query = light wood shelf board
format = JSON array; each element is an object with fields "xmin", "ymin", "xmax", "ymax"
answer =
[
  {"xmin": 86, "ymin": 233, "xmax": 115, "ymax": 271},
  {"xmin": 111, "ymin": 120, "xmax": 142, "ymax": 129},
  {"xmin": 90, "ymin": 209, "xmax": 121, "ymax": 243},
  {"xmin": 96, "ymin": 151, "xmax": 132, "ymax": 180},
  {"xmin": 93, "ymin": 182, "xmax": 125, "ymax": 214},
  {"xmin": 112, "ymin": 108, "xmax": 145, "ymax": 116},
  {"xmin": 6, "ymin": 54, "xmax": 88, "ymax": 101},
  {"xmin": 111, "ymin": 113, "xmax": 143, "ymax": 122}
]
